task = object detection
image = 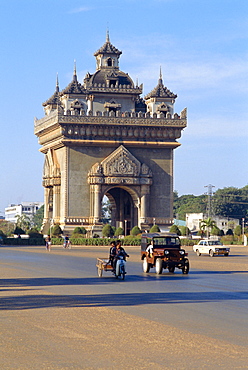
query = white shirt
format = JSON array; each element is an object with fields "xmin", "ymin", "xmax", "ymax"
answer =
[{"xmin": 146, "ymin": 244, "xmax": 153, "ymax": 254}]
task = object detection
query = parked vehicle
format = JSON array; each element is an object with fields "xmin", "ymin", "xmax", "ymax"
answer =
[
  {"xmin": 193, "ymin": 239, "xmax": 230, "ymax": 257},
  {"xmin": 141, "ymin": 233, "xmax": 189, "ymax": 274}
]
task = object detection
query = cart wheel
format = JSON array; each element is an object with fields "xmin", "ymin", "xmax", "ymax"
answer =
[{"xmin": 97, "ymin": 266, "xmax": 103, "ymax": 277}]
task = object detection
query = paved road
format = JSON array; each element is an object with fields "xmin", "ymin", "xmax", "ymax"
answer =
[{"xmin": 1, "ymin": 245, "xmax": 248, "ymax": 369}]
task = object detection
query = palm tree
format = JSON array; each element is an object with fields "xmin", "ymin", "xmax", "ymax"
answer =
[
  {"xmin": 15, "ymin": 214, "xmax": 31, "ymax": 232},
  {"xmin": 200, "ymin": 217, "xmax": 216, "ymax": 238}
]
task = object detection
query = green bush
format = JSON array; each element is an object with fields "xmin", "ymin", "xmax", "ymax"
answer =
[
  {"xmin": 27, "ymin": 228, "xmax": 44, "ymax": 239},
  {"xmin": 149, "ymin": 224, "xmax": 160, "ymax": 233},
  {"xmin": 50, "ymin": 236, "xmax": 142, "ymax": 246},
  {"xmin": 180, "ymin": 238, "xmax": 195, "ymax": 246},
  {"xmin": 72, "ymin": 226, "xmax": 87, "ymax": 235},
  {"xmin": 131, "ymin": 226, "xmax": 141, "ymax": 236},
  {"xmin": 0, "ymin": 230, "xmax": 6, "ymax": 237},
  {"xmin": 179, "ymin": 226, "xmax": 190, "ymax": 236},
  {"xmin": 51, "ymin": 237, "xmax": 64, "ymax": 245},
  {"xmin": 102, "ymin": 224, "xmax": 114, "ymax": 237},
  {"xmin": 169, "ymin": 225, "xmax": 181, "ymax": 235},
  {"xmin": 234, "ymin": 225, "xmax": 242, "ymax": 236},
  {"xmin": 123, "ymin": 236, "xmax": 141, "ymax": 246},
  {"xmin": 13, "ymin": 226, "xmax": 25, "ymax": 235},
  {"xmin": 51, "ymin": 224, "xmax": 62, "ymax": 236},
  {"xmin": 211, "ymin": 226, "xmax": 222, "ymax": 236},
  {"xmin": 115, "ymin": 227, "xmax": 124, "ymax": 236},
  {"xmin": 3, "ymin": 238, "xmax": 45, "ymax": 246}
]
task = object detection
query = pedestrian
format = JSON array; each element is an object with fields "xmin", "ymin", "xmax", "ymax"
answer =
[
  {"xmin": 45, "ymin": 235, "xmax": 51, "ymax": 252},
  {"xmin": 63, "ymin": 234, "xmax": 70, "ymax": 248}
]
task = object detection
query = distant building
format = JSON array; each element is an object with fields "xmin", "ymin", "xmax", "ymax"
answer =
[
  {"xmin": 5, "ymin": 202, "xmax": 44, "ymax": 223},
  {"xmin": 186, "ymin": 213, "xmax": 239, "ymax": 234},
  {"xmin": 173, "ymin": 219, "xmax": 186, "ymax": 227}
]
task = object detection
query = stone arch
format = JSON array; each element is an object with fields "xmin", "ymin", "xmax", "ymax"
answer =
[
  {"xmin": 107, "ymin": 57, "xmax": 113, "ymax": 67},
  {"xmin": 88, "ymin": 145, "xmax": 152, "ymax": 229},
  {"xmin": 102, "ymin": 184, "xmax": 140, "ymax": 232}
]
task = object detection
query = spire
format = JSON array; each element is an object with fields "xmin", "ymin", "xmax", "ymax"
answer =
[
  {"xmin": 144, "ymin": 67, "xmax": 177, "ymax": 100},
  {"xmin": 158, "ymin": 66, "xmax": 163, "ymax": 85},
  {"xmin": 56, "ymin": 73, "xmax": 59, "ymax": 92},
  {"xmin": 106, "ymin": 28, "xmax": 110, "ymax": 43},
  {"xmin": 42, "ymin": 74, "xmax": 61, "ymax": 107},
  {"xmin": 73, "ymin": 60, "xmax": 77, "ymax": 81}
]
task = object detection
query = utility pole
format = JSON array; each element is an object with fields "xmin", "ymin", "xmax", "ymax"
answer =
[{"xmin": 204, "ymin": 184, "xmax": 215, "ymax": 218}]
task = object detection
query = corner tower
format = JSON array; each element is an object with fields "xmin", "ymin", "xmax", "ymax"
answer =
[{"xmin": 34, "ymin": 34, "xmax": 187, "ymax": 235}]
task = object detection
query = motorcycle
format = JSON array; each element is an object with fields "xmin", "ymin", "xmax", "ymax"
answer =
[{"xmin": 115, "ymin": 256, "xmax": 126, "ymax": 280}]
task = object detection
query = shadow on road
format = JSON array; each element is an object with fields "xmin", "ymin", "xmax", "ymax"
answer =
[
  {"xmin": 0, "ymin": 274, "xmax": 181, "ymax": 291},
  {"xmin": 1, "ymin": 290, "xmax": 248, "ymax": 311},
  {"xmin": 189, "ymin": 270, "xmax": 248, "ymax": 275},
  {"xmin": 1, "ymin": 268, "xmax": 247, "ymax": 291}
]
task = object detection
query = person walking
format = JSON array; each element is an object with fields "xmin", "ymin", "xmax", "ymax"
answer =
[
  {"xmin": 63, "ymin": 234, "xmax": 71, "ymax": 249},
  {"xmin": 45, "ymin": 236, "xmax": 51, "ymax": 252}
]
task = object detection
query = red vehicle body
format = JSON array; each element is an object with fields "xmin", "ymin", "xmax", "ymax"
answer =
[{"xmin": 141, "ymin": 232, "xmax": 189, "ymax": 274}]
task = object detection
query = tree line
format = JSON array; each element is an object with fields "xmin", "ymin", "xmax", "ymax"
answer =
[
  {"xmin": 174, "ymin": 185, "xmax": 248, "ymax": 222},
  {"xmin": 0, "ymin": 185, "xmax": 247, "ymax": 238}
]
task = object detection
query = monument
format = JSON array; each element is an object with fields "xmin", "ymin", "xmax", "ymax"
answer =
[{"xmin": 34, "ymin": 32, "xmax": 187, "ymax": 235}]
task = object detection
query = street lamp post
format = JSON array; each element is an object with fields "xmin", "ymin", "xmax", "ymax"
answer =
[
  {"xmin": 124, "ymin": 220, "xmax": 127, "ymax": 236},
  {"xmin": 242, "ymin": 218, "xmax": 245, "ymax": 245},
  {"xmin": 50, "ymin": 218, "xmax": 54, "ymax": 235}
]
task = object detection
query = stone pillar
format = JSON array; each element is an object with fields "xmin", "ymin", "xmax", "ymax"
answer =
[
  {"xmin": 53, "ymin": 185, "xmax": 61, "ymax": 223},
  {"xmin": 43, "ymin": 187, "xmax": 50, "ymax": 222},
  {"xmin": 87, "ymin": 95, "xmax": 94, "ymax": 114},
  {"xmin": 94, "ymin": 184, "xmax": 101, "ymax": 222},
  {"xmin": 41, "ymin": 186, "xmax": 51, "ymax": 234},
  {"xmin": 140, "ymin": 185, "xmax": 150, "ymax": 223}
]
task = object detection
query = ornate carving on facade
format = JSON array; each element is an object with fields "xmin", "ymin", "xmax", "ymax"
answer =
[
  {"xmin": 43, "ymin": 149, "xmax": 61, "ymax": 187},
  {"xmin": 60, "ymin": 120, "xmax": 185, "ymax": 141},
  {"xmin": 102, "ymin": 145, "xmax": 140, "ymax": 176},
  {"xmin": 180, "ymin": 107, "xmax": 187, "ymax": 119},
  {"xmin": 88, "ymin": 145, "xmax": 152, "ymax": 186}
]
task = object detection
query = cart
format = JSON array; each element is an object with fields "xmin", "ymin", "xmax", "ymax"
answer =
[{"xmin": 96, "ymin": 258, "xmax": 114, "ymax": 277}]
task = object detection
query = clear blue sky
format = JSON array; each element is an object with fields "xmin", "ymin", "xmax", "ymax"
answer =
[{"xmin": 0, "ymin": 0, "xmax": 247, "ymax": 214}]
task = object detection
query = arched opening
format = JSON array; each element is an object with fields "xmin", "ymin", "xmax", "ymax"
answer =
[
  {"xmin": 103, "ymin": 187, "xmax": 138, "ymax": 235},
  {"xmin": 107, "ymin": 58, "xmax": 113, "ymax": 66}
]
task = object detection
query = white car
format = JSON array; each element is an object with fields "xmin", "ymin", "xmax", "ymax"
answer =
[{"xmin": 193, "ymin": 240, "xmax": 230, "ymax": 257}]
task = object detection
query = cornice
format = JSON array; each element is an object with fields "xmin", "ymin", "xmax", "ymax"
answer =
[
  {"xmin": 35, "ymin": 111, "xmax": 186, "ymax": 149},
  {"xmin": 57, "ymin": 114, "xmax": 187, "ymax": 128},
  {"xmin": 62, "ymin": 139, "xmax": 181, "ymax": 149}
]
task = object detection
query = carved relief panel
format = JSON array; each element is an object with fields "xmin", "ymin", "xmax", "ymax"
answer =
[{"xmin": 88, "ymin": 145, "xmax": 152, "ymax": 186}]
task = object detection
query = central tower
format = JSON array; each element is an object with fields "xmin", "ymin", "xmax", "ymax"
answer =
[{"xmin": 34, "ymin": 33, "xmax": 187, "ymax": 235}]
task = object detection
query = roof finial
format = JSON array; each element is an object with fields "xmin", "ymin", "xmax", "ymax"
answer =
[
  {"xmin": 159, "ymin": 66, "xmax": 163, "ymax": 84},
  {"xmin": 106, "ymin": 27, "xmax": 110, "ymax": 43},
  {"xmin": 56, "ymin": 73, "xmax": 59, "ymax": 92},
  {"xmin": 73, "ymin": 60, "xmax": 77, "ymax": 81}
]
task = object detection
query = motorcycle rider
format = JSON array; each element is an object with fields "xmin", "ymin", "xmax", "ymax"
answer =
[
  {"xmin": 108, "ymin": 241, "xmax": 116, "ymax": 267},
  {"xmin": 113, "ymin": 240, "xmax": 129, "ymax": 276}
]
